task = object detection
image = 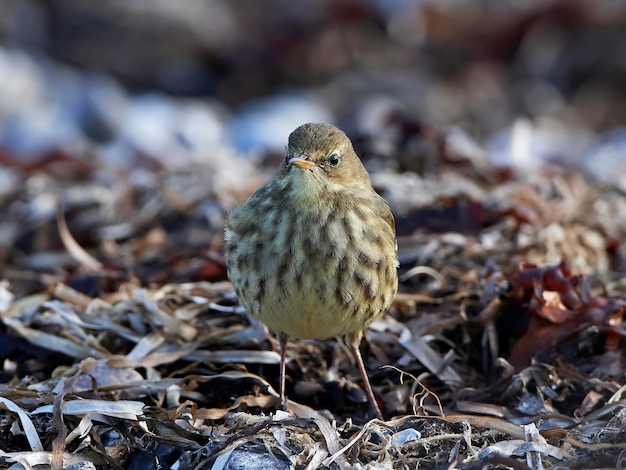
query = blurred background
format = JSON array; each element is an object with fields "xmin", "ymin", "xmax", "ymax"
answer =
[
  {"xmin": 1, "ymin": 0, "xmax": 626, "ymax": 283},
  {"xmin": 2, "ymin": 0, "xmax": 626, "ymax": 169}
]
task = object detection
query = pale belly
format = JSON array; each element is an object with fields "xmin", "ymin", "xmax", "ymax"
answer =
[{"xmin": 257, "ymin": 272, "xmax": 375, "ymax": 339}]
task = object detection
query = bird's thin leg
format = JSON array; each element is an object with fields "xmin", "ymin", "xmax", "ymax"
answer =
[
  {"xmin": 348, "ymin": 330, "xmax": 383, "ymax": 420},
  {"xmin": 278, "ymin": 333, "xmax": 289, "ymax": 411}
]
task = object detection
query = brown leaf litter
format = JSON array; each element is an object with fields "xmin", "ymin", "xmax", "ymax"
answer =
[{"xmin": 1, "ymin": 157, "xmax": 626, "ymax": 468}]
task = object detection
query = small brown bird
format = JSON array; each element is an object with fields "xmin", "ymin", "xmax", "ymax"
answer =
[{"xmin": 224, "ymin": 123, "xmax": 398, "ymax": 418}]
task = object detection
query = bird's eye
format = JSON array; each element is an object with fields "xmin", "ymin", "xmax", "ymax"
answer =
[{"xmin": 328, "ymin": 153, "xmax": 339, "ymax": 166}]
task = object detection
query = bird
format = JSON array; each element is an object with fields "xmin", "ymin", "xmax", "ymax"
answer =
[{"xmin": 224, "ymin": 122, "xmax": 398, "ymax": 418}]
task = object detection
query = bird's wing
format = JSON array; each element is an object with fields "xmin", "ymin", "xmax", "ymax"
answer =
[{"xmin": 374, "ymin": 194, "xmax": 396, "ymax": 237}]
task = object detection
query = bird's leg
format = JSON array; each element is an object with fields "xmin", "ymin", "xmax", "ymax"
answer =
[
  {"xmin": 348, "ymin": 330, "xmax": 383, "ymax": 420},
  {"xmin": 278, "ymin": 333, "xmax": 289, "ymax": 411}
]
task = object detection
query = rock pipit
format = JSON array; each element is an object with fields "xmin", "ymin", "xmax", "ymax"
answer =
[{"xmin": 225, "ymin": 123, "xmax": 398, "ymax": 418}]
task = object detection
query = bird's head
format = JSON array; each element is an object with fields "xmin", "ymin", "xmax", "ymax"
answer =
[{"xmin": 282, "ymin": 123, "xmax": 371, "ymax": 189}]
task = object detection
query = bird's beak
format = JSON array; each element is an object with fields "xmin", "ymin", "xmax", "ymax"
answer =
[{"xmin": 288, "ymin": 156, "xmax": 316, "ymax": 170}]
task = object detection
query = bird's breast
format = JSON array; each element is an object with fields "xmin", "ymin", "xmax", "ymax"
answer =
[{"xmin": 226, "ymin": 191, "xmax": 398, "ymax": 340}]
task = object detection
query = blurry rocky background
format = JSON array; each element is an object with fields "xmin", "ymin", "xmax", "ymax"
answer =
[{"xmin": 1, "ymin": 1, "xmax": 626, "ymax": 468}]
